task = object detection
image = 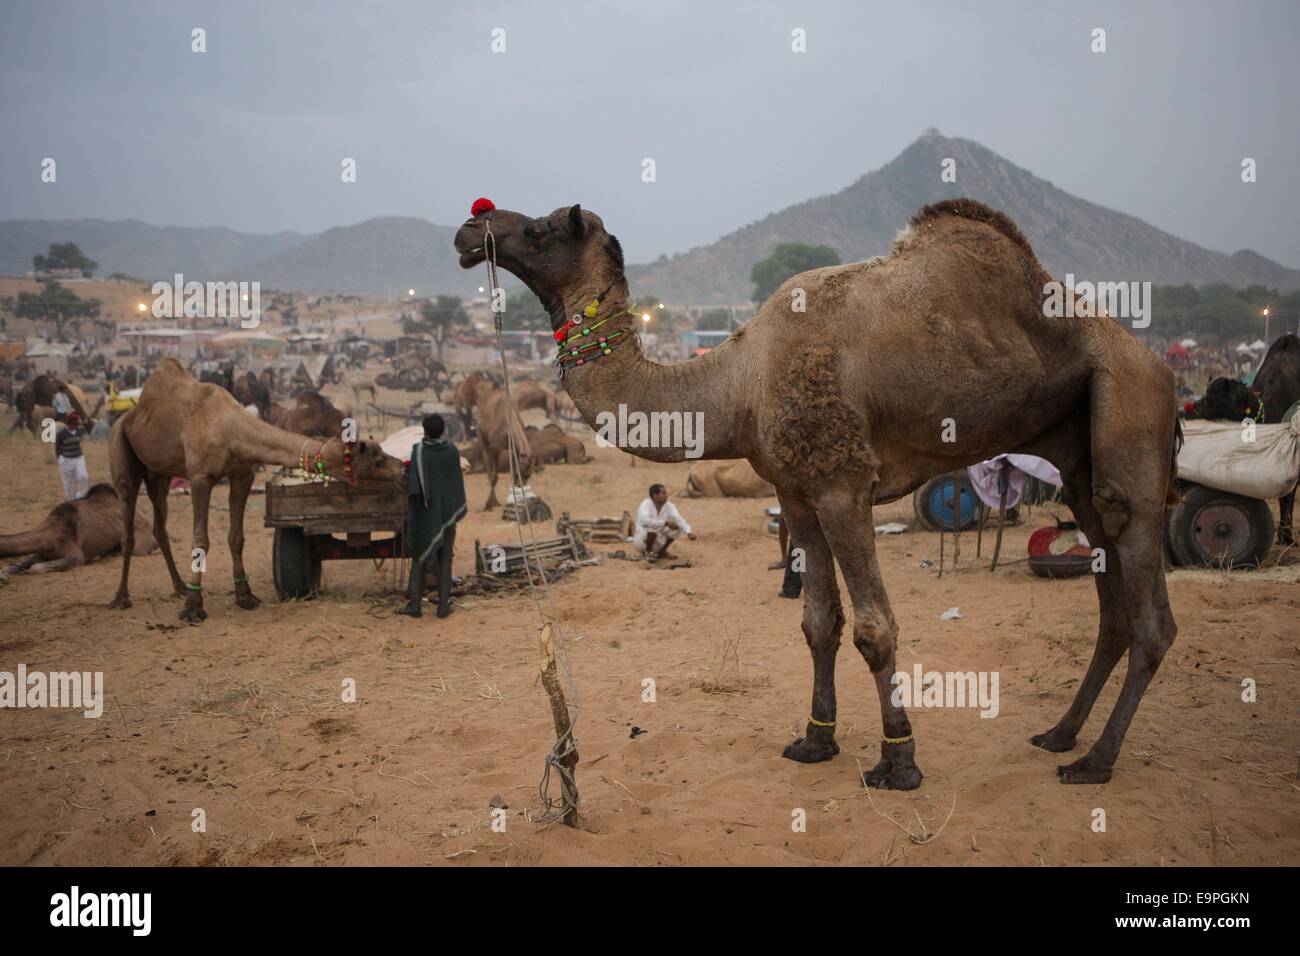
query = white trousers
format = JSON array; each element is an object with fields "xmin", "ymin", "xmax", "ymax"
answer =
[{"xmin": 59, "ymin": 455, "xmax": 89, "ymax": 500}]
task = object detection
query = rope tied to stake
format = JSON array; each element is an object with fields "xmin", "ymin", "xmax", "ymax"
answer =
[{"xmin": 481, "ymin": 210, "xmax": 582, "ymax": 826}]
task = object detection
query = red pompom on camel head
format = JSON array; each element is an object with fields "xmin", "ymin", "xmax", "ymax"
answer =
[{"xmin": 470, "ymin": 197, "xmax": 495, "ymax": 217}]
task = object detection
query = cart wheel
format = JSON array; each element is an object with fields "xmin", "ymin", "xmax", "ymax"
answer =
[
  {"xmin": 913, "ymin": 473, "xmax": 981, "ymax": 532},
  {"xmin": 273, "ymin": 527, "xmax": 322, "ymax": 599},
  {"xmin": 1169, "ymin": 484, "xmax": 1274, "ymax": 568},
  {"xmin": 1163, "ymin": 505, "xmax": 1183, "ymax": 567},
  {"xmin": 526, "ymin": 498, "xmax": 552, "ymax": 522}
]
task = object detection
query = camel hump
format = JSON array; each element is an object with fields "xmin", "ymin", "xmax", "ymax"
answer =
[{"xmin": 909, "ymin": 198, "xmax": 1037, "ymax": 259}]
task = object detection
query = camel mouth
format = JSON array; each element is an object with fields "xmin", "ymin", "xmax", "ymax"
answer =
[{"xmin": 458, "ymin": 248, "xmax": 485, "ymax": 269}]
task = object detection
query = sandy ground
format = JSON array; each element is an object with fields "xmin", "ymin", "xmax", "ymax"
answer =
[{"xmin": 0, "ymin": 416, "xmax": 1297, "ymax": 867}]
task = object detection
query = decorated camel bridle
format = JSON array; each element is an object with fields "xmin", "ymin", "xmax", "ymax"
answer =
[
  {"xmin": 471, "ymin": 197, "xmax": 633, "ymax": 380},
  {"xmin": 299, "ymin": 437, "xmax": 355, "ymax": 487}
]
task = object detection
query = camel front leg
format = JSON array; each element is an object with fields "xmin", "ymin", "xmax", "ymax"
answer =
[
  {"xmin": 778, "ymin": 495, "xmax": 845, "ymax": 763},
  {"xmin": 145, "ymin": 472, "xmax": 185, "ymax": 596},
  {"xmin": 817, "ymin": 486, "xmax": 922, "ymax": 790},
  {"xmin": 181, "ymin": 476, "xmax": 213, "ymax": 623},
  {"xmin": 228, "ymin": 469, "xmax": 261, "ymax": 610},
  {"xmin": 28, "ymin": 555, "xmax": 83, "ymax": 573}
]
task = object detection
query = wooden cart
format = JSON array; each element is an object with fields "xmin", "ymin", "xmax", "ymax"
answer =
[{"xmin": 263, "ymin": 474, "xmax": 406, "ymax": 599}]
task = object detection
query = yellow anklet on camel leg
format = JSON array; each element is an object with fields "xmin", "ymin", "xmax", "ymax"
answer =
[
  {"xmin": 882, "ymin": 733, "xmax": 913, "ymax": 745},
  {"xmin": 808, "ymin": 716, "xmax": 836, "ymax": 728}
]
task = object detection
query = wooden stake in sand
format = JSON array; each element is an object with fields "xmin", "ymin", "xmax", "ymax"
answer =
[{"xmin": 538, "ymin": 622, "xmax": 580, "ymax": 827}]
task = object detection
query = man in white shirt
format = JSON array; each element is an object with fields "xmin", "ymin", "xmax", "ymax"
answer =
[{"xmin": 634, "ymin": 483, "xmax": 697, "ymax": 561}]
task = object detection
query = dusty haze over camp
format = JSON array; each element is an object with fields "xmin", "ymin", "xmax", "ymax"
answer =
[{"xmin": 1, "ymin": 0, "xmax": 1298, "ymax": 278}]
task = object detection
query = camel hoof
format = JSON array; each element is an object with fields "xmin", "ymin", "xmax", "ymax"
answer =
[
  {"xmin": 109, "ymin": 595, "xmax": 132, "ymax": 610},
  {"xmin": 235, "ymin": 591, "xmax": 262, "ymax": 611},
  {"xmin": 1057, "ymin": 755, "xmax": 1113, "ymax": 785},
  {"xmin": 861, "ymin": 758, "xmax": 924, "ymax": 791},
  {"xmin": 781, "ymin": 735, "xmax": 839, "ymax": 763},
  {"xmin": 179, "ymin": 597, "xmax": 207, "ymax": 624},
  {"xmin": 1030, "ymin": 728, "xmax": 1078, "ymax": 753}
]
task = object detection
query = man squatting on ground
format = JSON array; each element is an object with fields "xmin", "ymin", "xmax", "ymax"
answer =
[
  {"xmin": 399, "ymin": 414, "xmax": 467, "ymax": 619},
  {"xmin": 634, "ymin": 483, "xmax": 697, "ymax": 561},
  {"xmin": 55, "ymin": 410, "xmax": 90, "ymax": 500}
]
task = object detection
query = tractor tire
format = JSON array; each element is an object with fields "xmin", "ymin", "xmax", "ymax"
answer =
[
  {"xmin": 273, "ymin": 527, "xmax": 322, "ymax": 599},
  {"xmin": 913, "ymin": 473, "xmax": 981, "ymax": 532},
  {"xmin": 1168, "ymin": 483, "xmax": 1274, "ymax": 568}
]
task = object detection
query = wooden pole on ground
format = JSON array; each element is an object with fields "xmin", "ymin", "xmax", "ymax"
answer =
[{"xmin": 538, "ymin": 622, "xmax": 580, "ymax": 827}]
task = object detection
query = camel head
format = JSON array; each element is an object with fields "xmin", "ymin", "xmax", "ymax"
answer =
[
  {"xmin": 454, "ymin": 202, "xmax": 626, "ymax": 330},
  {"xmin": 340, "ymin": 440, "xmax": 405, "ymax": 483}
]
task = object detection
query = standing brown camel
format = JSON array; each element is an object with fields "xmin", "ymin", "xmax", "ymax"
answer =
[
  {"xmin": 1, "ymin": 484, "xmax": 157, "ymax": 578},
  {"xmin": 110, "ymin": 358, "xmax": 403, "ymax": 622},
  {"xmin": 456, "ymin": 198, "xmax": 1180, "ymax": 787},
  {"xmin": 453, "ymin": 373, "xmax": 533, "ymax": 509}
]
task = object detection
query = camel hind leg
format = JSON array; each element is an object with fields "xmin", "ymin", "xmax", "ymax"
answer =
[
  {"xmin": 1029, "ymin": 446, "xmax": 1128, "ymax": 753},
  {"xmin": 145, "ymin": 471, "xmax": 185, "ymax": 596},
  {"xmin": 1054, "ymin": 370, "xmax": 1178, "ymax": 784},
  {"xmin": 109, "ymin": 419, "xmax": 145, "ymax": 609},
  {"xmin": 228, "ymin": 469, "xmax": 261, "ymax": 610}
]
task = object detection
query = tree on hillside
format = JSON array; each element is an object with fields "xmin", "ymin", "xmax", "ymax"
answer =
[
  {"xmin": 33, "ymin": 242, "xmax": 97, "ymax": 278},
  {"xmin": 5, "ymin": 280, "xmax": 102, "ymax": 341},
  {"xmin": 407, "ymin": 295, "xmax": 470, "ymax": 361},
  {"xmin": 750, "ymin": 242, "xmax": 841, "ymax": 303}
]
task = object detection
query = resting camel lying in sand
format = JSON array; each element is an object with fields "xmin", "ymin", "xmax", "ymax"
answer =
[
  {"xmin": 110, "ymin": 358, "xmax": 403, "ymax": 623},
  {"xmin": 456, "ymin": 197, "xmax": 1180, "ymax": 788},
  {"xmin": 0, "ymin": 483, "xmax": 157, "ymax": 579},
  {"xmin": 681, "ymin": 458, "xmax": 775, "ymax": 498},
  {"xmin": 272, "ymin": 390, "xmax": 349, "ymax": 438}
]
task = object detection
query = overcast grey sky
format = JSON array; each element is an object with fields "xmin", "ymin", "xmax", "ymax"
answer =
[{"xmin": 2, "ymin": 0, "xmax": 1297, "ymax": 266}]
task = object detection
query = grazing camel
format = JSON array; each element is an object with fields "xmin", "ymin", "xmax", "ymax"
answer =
[
  {"xmin": 453, "ymin": 373, "xmax": 533, "ymax": 509},
  {"xmin": 456, "ymin": 198, "xmax": 1181, "ymax": 787},
  {"xmin": 110, "ymin": 358, "xmax": 403, "ymax": 623},
  {"xmin": 0, "ymin": 484, "xmax": 157, "ymax": 579},
  {"xmin": 682, "ymin": 458, "xmax": 776, "ymax": 498}
]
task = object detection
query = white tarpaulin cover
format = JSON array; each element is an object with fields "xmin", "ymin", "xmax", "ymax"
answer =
[
  {"xmin": 380, "ymin": 425, "xmax": 423, "ymax": 462},
  {"xmin": 381, "ymin": 425, "xmax": 470, "ymax": 473},
  {"xmin": 1177, "ymin": 418, "xmax": 1300, "ymax": 500}
]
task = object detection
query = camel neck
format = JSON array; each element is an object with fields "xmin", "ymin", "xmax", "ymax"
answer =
[
  {"xmin": 554, "ymin": 285, "xmax": 748, "ymax": 462},
  {"xmin": 229, "ymin": 413, "xmax": 339, "ymax": 471}
]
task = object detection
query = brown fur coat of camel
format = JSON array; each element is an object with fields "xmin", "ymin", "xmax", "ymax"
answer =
[
  {"xmin": 1, "ymin": 483, "xmax": 157, "ymax": 579},
  {"xmin": 110, "ymin": 358, "xmax": 403, "ymax": 622},
  {"xmin": 456, "ymin": 198, "xmax": 1180, "ymax": 787}
]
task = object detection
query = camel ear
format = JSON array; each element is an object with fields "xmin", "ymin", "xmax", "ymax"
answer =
[{"xmin": 568, "ymin": 204, "xmax": 585, "ymax": 239}]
